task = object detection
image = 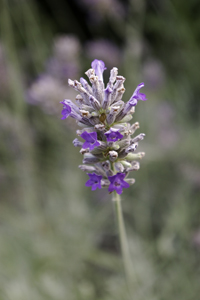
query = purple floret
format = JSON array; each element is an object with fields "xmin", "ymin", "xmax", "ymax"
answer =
[
  {"xmin": 91, "ymin": 59, "xmax": 106, "ymax": 82},
  {"xmin": 108, "ymin": 173, "xmax": 130, "ymax": 194},
  {"xmin": 85, "ymin": 173, "xmax": 102, "ymax": 191},
  {"xmin": 105, "ymin": 128, "xmax": 123, "ymax": 142},
  {"xmin": 80, "ymin": 131, "xmax": 100, "ymax": 150},
  {"xmin": 124, "ymin": 83, "xmax": 147, "ymax": 113},
  {"xmin": 60, "ymin": 101, "xmax": 71, "ymax": 119},
  {"xmin": 129, "ymin": 83, "xmax": 147, "ymax": 106}
]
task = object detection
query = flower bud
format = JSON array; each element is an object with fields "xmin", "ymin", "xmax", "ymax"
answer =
[
  {"xmin": 102, "ymin": 161, "xmax": 111, "ymax": 171},
  {"xmin": 130, "ymin": 122, "xmax": 140, "ymax": 135},
  {"xmin": 125, "ymin": 178, "xmax": 135, "ymax": 185},
  {"xmin": 80, "ymin": 148, "xmax": 89, "ymax": 155},
  {"xmin": 79, "ymin": 110, "xmax": 91, "ymax": 118},
  {"xmin": 109, "ymin": 150, "xmax": 118, "ymax": 162},
  {"xmin": 85, "ymin": 68, "xmax": 95, "ymax": 78},
  {"xmin": 94, "ymin": 124, "xmax": 105, "ymax": 131},
  {"xmin": 126, "ymin": 161, "xmax": 140, "ymax": 172},
  {"xmin": 108, "ymin": 67, "xmax": 118, "ymax": 87},
  {"xmin": 79, "ymin": 165, "xmax": 96, "ymax": 172},
  {"xmin": 114, "ymin": 162, "xmax": 125, "ymax": 172},
  {"xmin": 73, "ymin": 138, "xmax": 83, "ymax": 147},
  {"xmin": 126, "ymin": 152, "xmax": 145, "ymax": 161},
  {"xmin": 89, "ymin": 95, "xmax": 101, "ymax": 111},
  {"xmin": 120, "ymin": 161, "xmax": 132, "ymax": 168},
  {"xmin": 131, "ymin": 133, "xmax": 145, "ymax": 143},
  {"xmin": 83, "ymin": 153, "xmax": 101, "ymax": 163},
  {"xmin": 101, "ymin": 179, "xmax": 110, "ymax": 187},
  {"xmin": 89, "ymin": 116, "xmax": 100, "ymax": 125},
  {"xmin": 125, "ymin": 143, "xmax": 138, "ymax": 153}
]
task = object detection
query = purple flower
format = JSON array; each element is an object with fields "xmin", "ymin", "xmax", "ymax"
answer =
[
  {"xmin": 129, "ymin": 83, "xmax": 147, "ymax": 106},
  {"xmin": 80, "ymin": 131, "xmax": 101, "ymax": 150},
  {"xmin": 91, "ymin": 59, "xmax": 106, "ymax": 82},
  {"xmin": 108, "ymin": 173, "xmax": 129, "ymax": 194},
  {"xmin": 85, "ymin": 173, "xmax": 102, "ymax": 191},
  {"xmin": 60, "ymin": 99, "xmax": 83, "ymax": 121},
  {"xmin": 60, "ymin": 101, "xmax": 71, "ymax": 119},
  {"xmin": 61, "ymin": 99, "xmax": 80, "ymax": 113},
  {"xmin": 105, "ymin": 128, "xmax": 123, "ymax": 142},
  {"xmin": 123, "ymin": 83, "xmax": 147, "ymax": 114}
]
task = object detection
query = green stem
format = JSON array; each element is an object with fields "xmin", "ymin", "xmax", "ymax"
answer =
[{"xmin": 113, "ymin": 192, "xmax": 133, "ymax": 285}]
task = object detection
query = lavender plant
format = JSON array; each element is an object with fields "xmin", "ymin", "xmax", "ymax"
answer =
[
  {"xmin": 61, "ymin": 59, "xmax": 146, "ymax": 195},
  {"xmin": 60, "ymin": 59, "xmax": 147, "ymax": 286}
]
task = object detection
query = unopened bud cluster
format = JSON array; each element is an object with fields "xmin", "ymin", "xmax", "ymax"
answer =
[{"xmin": 61, "ymin": 59, "xmax": 147, "ymax": 194}]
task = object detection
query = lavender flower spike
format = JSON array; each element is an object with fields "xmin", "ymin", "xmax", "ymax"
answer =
[
  {"xmin": 85, "ymin": 173, "xmax": 102, "ymax": 191},
  {"xmin": 91, "ymin": 59, "xmax": 106, "ymax": 82},
  {"xmin": 105, "ymin": 127, "xmax": 123, "ymax": 142},
  {"xmin": 80, "ymin": 131, "xmax": 100, "ymax": 151},
  {"xmin": 59, "ymin": 59, "xmax": 147, "ymax": 287},
  {"xmin": 60, "ymin": 59, "xmax": 146, "ymax": 194},
  {"xmin": 108, "ymin": 173, "xmax": 130, "ymax": 195}
]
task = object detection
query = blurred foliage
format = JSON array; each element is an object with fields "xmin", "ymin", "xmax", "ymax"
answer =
[{"xmin": 0, "ymin": 0, "xmax": 200, "ymax": 299}]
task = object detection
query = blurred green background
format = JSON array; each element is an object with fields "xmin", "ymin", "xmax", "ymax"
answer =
[{"xmin": 0, "ymin": 0, "xmax": 200, "ymax": 299}]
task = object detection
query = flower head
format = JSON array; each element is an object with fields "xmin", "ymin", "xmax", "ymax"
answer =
[
  {"xmin": 108, "ymin": 173, "xmax": 129, "ymax": 194},
  {"xmin": 91, "ymin": 59, "xmax": 106, "ymax": 82},
  {"xmin": 105, "ymin": 127, "xmax": 123, "ymax": 142},
  {"xmin": 85, "ymin": 173, "xmax": 102, "ymax": 191},
  {"xmin": 80, "ymin": 131, "xmax": 100, "ymax": 151},
  {"xmin": 61, "ymin": 59, "xmax": 146, "ymax": 194}
]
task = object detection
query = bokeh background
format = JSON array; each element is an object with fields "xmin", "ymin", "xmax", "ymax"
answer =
[{"xmin": 0, "ymin": 0, "xmax": 200, "ymax": 299}]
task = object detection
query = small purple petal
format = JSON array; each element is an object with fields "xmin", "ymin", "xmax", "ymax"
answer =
[
  {"xmin": 82, "ymin": 141, "xmax": 91, "ymax": 149},
  {"xmin": 131, "ymin": 82, "xmax": 147, "ymax": 101},
  {"xmin": 80, "ymin": 131, "xmax": 100, "ymax": 151},
  {"xmin": 60, "ymin": 102, "xmax": 71, "ymax": 119},
  {"xmin": 108, "ymin": 173, "xmax": 130, "ymax": 194},
  {"xmin": 85, "ymin": 173, "xmax": 102, "ymax": 191},
  {"xmin": 91, "ymin": 59, "xmax": 106, "ymax": 82},
  {"xmin": 80, "ymin": 131, "xmax": 93, "ymax": 142},
  {"xmin": 138, "ymin": 92, "xmax": 146, "ymax": 101},
  {"xmin": 61, "ymin": 99, "xmax": 80, "ymax": 113},
  {"xmin": 126, "ymin": 83, "xmax": 147, "ymax": 109},
  {"xmin": 90, "ymin": 131, "xmax": 98, "ymax": 140},
  {"xmin": 93, "ymin": 140, "xmax": 101, "ymax": 149},
  {"xmin": 105, "ymin": 128, "xmax": 123, "ymax": 142}
]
